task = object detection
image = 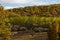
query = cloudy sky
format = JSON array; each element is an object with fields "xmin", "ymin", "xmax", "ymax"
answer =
[{"xmin": 0, "ymin": 0, "xmax": 60, "ymax": 9}]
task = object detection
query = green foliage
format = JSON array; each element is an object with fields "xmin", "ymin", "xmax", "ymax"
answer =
[
  {"xmin": 10, "ymin": 16, "xmax": 60, "ymax": 31},
  {"xmin": 10, "ymin": 16, "xmax": 60, "ymax": 25},
  {"xmin": 0, "ymin": 10, "xmax": 12, "ymax": 40}
]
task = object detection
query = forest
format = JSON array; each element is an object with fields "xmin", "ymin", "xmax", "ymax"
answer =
[{"xmin": 0, "ymin": 4, "xmax": 60, "ymax": 40}]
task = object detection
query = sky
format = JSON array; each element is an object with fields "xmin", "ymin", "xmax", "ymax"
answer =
[{"xmin": 0, "ymin": 0, "xmax": 60, "ymax": 9}]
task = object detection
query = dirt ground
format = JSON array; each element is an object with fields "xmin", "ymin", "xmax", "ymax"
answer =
[{"xmin": 11, "ymin": 32, "xmax": 48, "ymax": 40}]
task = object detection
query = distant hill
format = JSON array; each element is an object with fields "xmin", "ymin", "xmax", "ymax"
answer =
[{"xmin": 6, "ymin": 4, "xmax": 60, "ymax": 17}]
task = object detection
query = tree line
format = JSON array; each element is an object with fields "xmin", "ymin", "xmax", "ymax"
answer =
[{"xmin": 6, "ymin": 4, "xmax": 60, "ymax": 17}]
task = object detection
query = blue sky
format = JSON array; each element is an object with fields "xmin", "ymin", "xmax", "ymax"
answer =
[{"xmin": 0, "ymin": 0, "xmax": 60, "ymax": 9}]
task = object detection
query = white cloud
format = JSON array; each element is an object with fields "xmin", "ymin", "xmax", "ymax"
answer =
[
  {"xmin": 51, "ymin": 1, "xmax": 60, "ymax": 4},
  {"xmin": 4, "ymin": 6, "xmax": 24, "ymax": 9},
  {"xmin": 0, "ymin": 0, "xmax": 48, "ymax": 5},
  {"xmin": 1, "ymin": 0, "xmax": 50, "ymax": 9},
  {"xmin": 4, "ymin": 6, "xmax": 17, "ymax": 9},
  {"xmin": 0, "ymin": 0, "xmax": 60, "ymax": 4},
  {"xmin": 31, "ymin": 1, "xmax": 49, "ymax": 5},
  {"xmin": 0, "ymin": 0, "xmax": 34, "ymax": 4}
]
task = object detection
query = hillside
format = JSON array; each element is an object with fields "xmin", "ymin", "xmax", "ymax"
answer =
[
  {"xmin": 6, "ymin": 4, "xmax": 60, "ymax": 17},
  {"xmin": 0, "ymin": 4, "xmax": 60, "ymax": 40}
]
